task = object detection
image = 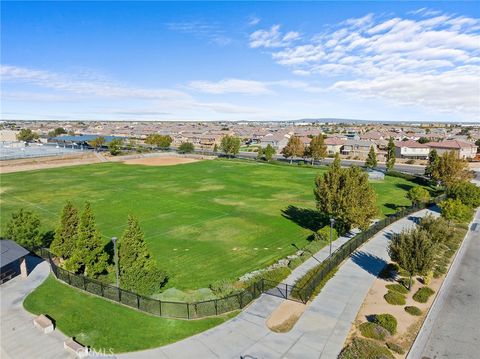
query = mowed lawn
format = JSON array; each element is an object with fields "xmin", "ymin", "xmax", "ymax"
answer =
[
  {"xmin": 1, "ymin": 159, "xmax": 419, "ymax": 290},
  {"xmin": 24, "ymin": 275, "xmax": 236, "ymax": 353}
]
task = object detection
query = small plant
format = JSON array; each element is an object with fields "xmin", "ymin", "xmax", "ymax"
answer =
[
  {"xmin": 404, "ymin": 306, "xmax": 422, "ymax": 316},
  {"xmin": 413, "ymin": 286, "xmax": 435, "ymax": 303},
  {"xmin": 384, "ymin": 290, "xmax": 406, "ymax": 305},
  {"xmin": 288, "ymin": 257, "xmax": 304, "ymax": 270},
  {"xmin": 385, "ymin": 283, "xmax": 408, "ymax": 295},
  {"xmin": 386, "ymin": 342, "xmax": 405, "ymax": 354},
  {"xmin": 373, "ymin": 314, "xmax": 397, "ymax": 335},
  {"xmin": 339, "ymin": 338, "xmax": 394, "ymax": 359},
  {"xmin": 359, "ymin": 322, "xmax": 389, "ymax": 340}
]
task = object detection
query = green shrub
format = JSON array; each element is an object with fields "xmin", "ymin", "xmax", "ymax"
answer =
[
  {"xmin": 373, "ymin": 314, "xmax": 397, "ymax": 335},
  {"xmin": 209, "ymin": 279, "xmax": 237, "ymax": 297},
  {"xmin": 413, "ymin": 286, "xmax": 435, "ymax": 303},
  {"xmin": 385, "ymin": 284, "xmax": 408, "ymax": 294},
  {"xmin": 339, "ymin": 338, "xmax": 394, "ymax": 359},
  {"xmin": 304, "ymin": 239, "xmax": 325, "ymax": 254},
  {"xmin": 316, "ymin": 225, "xmax": 338, "ymax": 242},
  {"xmin": 386, "ymin": 342, "xmax": 405, "ymax": 354},
  {"xmin": 359, "ymin": 322, "xmax": 389, "ymax": 340},
  {"xmin": 404, "ymin": 306, "xmax": 422, "ymax": 316},
  {"xmin": 384, "ymin": 290, "xmax": 406, "ymax": 305},
  {"xmin": 288, "ymin": 257, "xmax": 304, "ymax": 270}
]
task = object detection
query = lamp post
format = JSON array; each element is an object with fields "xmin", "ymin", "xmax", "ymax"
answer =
[
  {"xmin": 329, "ymin": 218, "xmax": 335, "ymax": 257},
  {"xmin": 112, "ymin": 237, "xmax": 119, "ymax": 287}
]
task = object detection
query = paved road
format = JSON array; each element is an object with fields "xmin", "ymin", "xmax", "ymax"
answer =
[
  {"xmin": 0, "ymin": 256, "xmax": 69, "ymax": 359},
  {"xmin": 408, "ymin": 207, "xmax": 480, "ymax": 359},
  {"xmin": 120, "ymin": 208, "xmax": 438, "ymax": 359},
  {"xmin": 236, "ymin": 151, "xmax": 426, "ymax": 175}
]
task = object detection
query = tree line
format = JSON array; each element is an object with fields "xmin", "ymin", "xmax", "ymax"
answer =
[{"xmin": 5, "ymin": 202, "xmax": 167, "ymax": 296}]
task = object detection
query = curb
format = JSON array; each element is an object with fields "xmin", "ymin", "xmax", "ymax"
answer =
[{"xmin": 406, "ymin": 207, "xmax": 480, "ymax": 358}]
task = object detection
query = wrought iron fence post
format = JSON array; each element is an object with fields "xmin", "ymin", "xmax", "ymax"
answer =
[
  {"xmin": 215, "ymin": 299, "xmax": 218, "ymax": 316},
  {"xmin": 159, "ymin": 300, "xmax": 162, "ymax": 317},
  {"xmin": 285, "ymin": 283, "xmax": 288, "ymax": 299},
  {"xmin": 187, "ymin": 303, "xmax": 190, "ymax": 319}
]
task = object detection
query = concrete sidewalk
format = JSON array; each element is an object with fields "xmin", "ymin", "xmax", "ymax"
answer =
[
  {"xmin": 120, "ymin": 208, "xmax": 438, "ymax": 359},
  {"xmin": 0, "ymin": 256, "xmax": 69, "ymax": 359}
]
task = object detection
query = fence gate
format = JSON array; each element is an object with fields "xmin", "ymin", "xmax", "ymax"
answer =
[{"xmin": 261, "ymin": 279, "xmax": 304, "ymax": 303}]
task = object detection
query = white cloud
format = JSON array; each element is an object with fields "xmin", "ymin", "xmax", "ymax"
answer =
[
  {"xmin": 249, "ymin": 25, "xmax": 301, "ymax": 48},
  {"xmin": 188, "ymin": 79, "xmax": 272, "ymax": 94},
  {"xmin": 249, "ymin": 10, "xmax": 480, "ymax": 117},
  {"xmin": 248, "ymin": 15, "xmax": 260, "ymax": 26},
  {"xmin": 165, "ymin": 21, "xmax": 231, "ymax": 45}
]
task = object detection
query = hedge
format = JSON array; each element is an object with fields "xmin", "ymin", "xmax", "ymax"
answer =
[
  {"xmin": 404, "ymin": 306, "xmax": 422, "ymax": 316},
  {"xmin": 339, "ymin": 338, "xmax": 394, "ymax": 359},
  {"xmin": 373, "ymin": 314, "xmax": 397, "ymax": 335},
  {"xmin": 385, "ymin": 283, "xmax": 408, "ymax": 295},
  {"xmin": 359, "ymin": 322, "xmax": 389, "ymax": 340}
]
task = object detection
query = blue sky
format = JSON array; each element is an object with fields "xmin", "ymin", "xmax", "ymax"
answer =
[{"xmin": 1, "ymin": 1, "xmax": 479, "ymax": 122}]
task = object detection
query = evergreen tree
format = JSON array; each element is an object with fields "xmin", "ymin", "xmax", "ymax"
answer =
[
  {"xmin": 308, "ymin": 134, "xmax": 327, "ymax": 165},
  {"xmin": 386, "ymin": 137, "xmax": 396, "ymax": 171},
  {"xmin": 66, "ymin": 202, "xmax": 108, "ymax": 277},
  {"xmin": 365, "ymin": 146, "xmax": 378, "ymax": 168},
  {"xmin": 108, "ymin": 138, "xmax": 123, "ymax": 156},
  {"xmin": 425, "ymin": 149, "xmax": 439, "ymax": 180},
  {"xmin": 5, "ymin": 208, "xmax": 42, "ymax": 248},
  {"xmin": 281, "ymin": 136, "xmax": 304, "ymax": 164},
  {"xmin": 264, "ymin": 144, "xmax": 276, "ymax": 162},
  {"xmin": 118, "ymin": 216, "xmax": 167, "ymax": 295},
  {"xmin": 388, "ymin": 228, "xmax": 437, "ymax": 289},
  {"xmin": 439, "ymin": 199, "xmax": 473, "ymax": 224},
  {"xmin": 178, "ymin": 142, "xmax": 194, "ymax": 154},
  {"xmin": 50, "ymin": 201, "xmax": 79, "ymax": 259}
]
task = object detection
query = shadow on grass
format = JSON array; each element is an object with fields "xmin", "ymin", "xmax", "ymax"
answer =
[
  {"xmin": 281, "ymin": 205, "xmax": 328, "ymax": 233},
  {"xmin": 351, "ymin": 251, "xmax": 388, "ymax": 277},
  {"xmin": 395, "ymin": 183, "xmax": 414, "ymax": 191}
]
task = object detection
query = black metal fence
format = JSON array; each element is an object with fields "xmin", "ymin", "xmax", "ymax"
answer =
[
  {"xmin": 33, "ymin": 194, "xmax": 444, "ymax": 317},
  {"xmin": 35, "ymin": 248, "xmax": 264, "ymax": 319},
  {"xmin": 290, "ymin": 195, "xmax": 446, "ymax": 303}
]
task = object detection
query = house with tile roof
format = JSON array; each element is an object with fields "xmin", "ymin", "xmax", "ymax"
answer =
[{"xmin": 427, "ymin": 140, "xmax": 477, "ymax": 159}]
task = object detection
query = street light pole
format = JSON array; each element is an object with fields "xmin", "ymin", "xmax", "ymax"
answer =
[
  {"xmin": 329, "ymin": 218, "xmax": 335, "ymax": 257},
  {"xmin": 112, "ymin": 237, "xmax": 119, "ymax": 287}
]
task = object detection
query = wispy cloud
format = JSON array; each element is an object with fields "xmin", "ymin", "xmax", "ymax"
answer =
[
  {"xmin": 249, "ymin": 11, "xmax": 480, "ymax": 116},
  {"xmin": 249, "ymin": 25, "xmax": 301, "ymax": 48},
  {"xmin": 0, "ymin": 65, "xmax": 266, "ymax": 117},
  {"xmin": 165, "ymin": 21, "xmax": 231, "ymax": 45},
  {"xmin": 247, "ymin": 14, "xmax": 260, "ymax": 26},
  {"xmin": 187, "ymin": 78, "xmax": 323, "ymax": 95}
]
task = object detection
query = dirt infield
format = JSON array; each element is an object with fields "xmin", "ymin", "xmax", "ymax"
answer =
[
  {"xmin": 0, "ymin": 153, "xmax": 101, "ymax": 174},
  {"xmin": 123, "ymin": 156, "xmax": 201, "ymax": 166}
]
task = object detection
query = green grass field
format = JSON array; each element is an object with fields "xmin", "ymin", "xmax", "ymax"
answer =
[
  {"xmin": 24, "ymin": 275, "xmax": 236, "ymax": 353},
  {"xmin": 1, "ymin": 159, "xmax": 420, "ymax": 290}
]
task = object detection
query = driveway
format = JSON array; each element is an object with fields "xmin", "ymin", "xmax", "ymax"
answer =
[{"xmin": 0, "ymin": 255, "xmax": 69, "ymax": 359}]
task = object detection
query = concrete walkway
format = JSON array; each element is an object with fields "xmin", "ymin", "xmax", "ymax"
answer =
[
  {"xmin": 120, "ymin": 208, "xmax": 438, "ymax": 359},
  {"xmin": 0, "ymin": 256, "xmax": 69, "ymax": 359},
  {"xmin": 408, "ymin": 207, "xmax": 480, "ymax": 359}
]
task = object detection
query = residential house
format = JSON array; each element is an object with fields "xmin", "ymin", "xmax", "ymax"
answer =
[
  {"xmin": 342, "ymin": 139, "xmax": 375, "ymax": 158},
  {"xmin": 259, "ymin": 133, "xmax": 290, "ymax": 150},
  {"xmin": 427, "ymin": 140, "xmax": 477, "ymax": 159},
  {"xmin": 395, "ymin": 140, "xmax": 430, "ymax": 159},
  {"xmin": 324, "ymin": 138, "xmax": 346, "ymax": 155}
]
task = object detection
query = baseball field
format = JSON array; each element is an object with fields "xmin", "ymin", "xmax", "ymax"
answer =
[{"xmin": 0, "ymin": 158, "xmax": 422, "ymax": 290}]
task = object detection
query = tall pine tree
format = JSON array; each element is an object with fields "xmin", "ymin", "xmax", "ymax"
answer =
[
  {"xmin": 66, "ymin": 202, "xmax": 108, "ymax": 277},
  {"xmin": 118, "ymin": 216, "xmax": 167, "ymax": 295},
  {"xmin": 50, "ymin": 201, "xmax": 79, "ymax": 260},
  {"xmin": 365, "ymin": 145, "xmax": 377, "ymax": 168},
  {"xmin": 386, "ymin": 137, "xmax": 396, "ymax": 172}
]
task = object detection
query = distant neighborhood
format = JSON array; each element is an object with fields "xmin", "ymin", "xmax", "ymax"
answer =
[{"xmin": 1, "ymin": 120, "xmax": 479, "ymax": 162}]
